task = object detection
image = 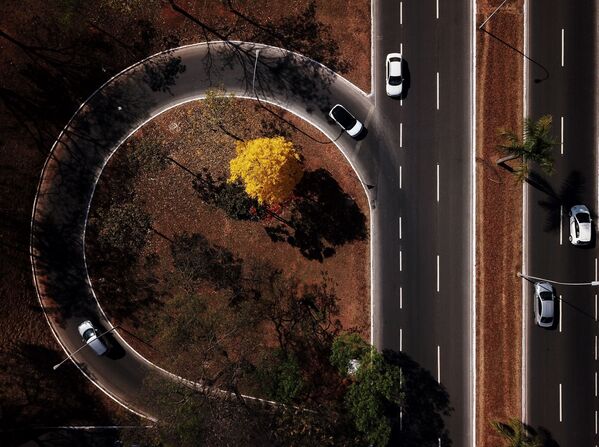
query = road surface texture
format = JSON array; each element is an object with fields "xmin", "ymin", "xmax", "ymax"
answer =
[
  {"xmin": 525, "ymin": 0, "xmax": 597, "ymax": 445},
  {"xmin": 374, "ymin": 0, "xmax": 474, "ymax": 445},
  {"xmin": 32, "ymin": 1, "xmax": 475, "ymax": 442}
]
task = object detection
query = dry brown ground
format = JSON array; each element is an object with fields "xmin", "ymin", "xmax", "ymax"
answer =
[
  {"xmin": 476, "ymin": 1, "xmax": 524, "ymax": 445},
  {"xmin": 87, "ymin": 99, "xmax": 370, "ymax": 392},
  {"xmin": 0, "ymin": 0, "xmax": 370, "ymax": 435}
]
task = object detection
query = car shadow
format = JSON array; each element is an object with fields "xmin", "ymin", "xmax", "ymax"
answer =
[{"xmin": 399, "ymin": 58, "xmax": 411, "ymax": 100}]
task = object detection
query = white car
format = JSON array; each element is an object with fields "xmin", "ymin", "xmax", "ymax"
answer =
[
  {"xmin": 329, "ymin": 104, "xmax": 364, "ymax": 137},
  {"xmin": 569, "ymin": 204, "xmax": 592, "ymax": 245},
  {"xmin": 385, "ymin": 53, "xmax": 403, "ymax": 97},
  {"xmin": 533, "ymin": 282, "xmax": 555, "ymax": 328},
  {"xmin": 77, "ymin": 320, "xmax": 108, "ymax": 356}
]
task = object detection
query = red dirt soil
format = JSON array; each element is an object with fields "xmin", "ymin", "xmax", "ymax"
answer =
[{"xmin": 476, "ymin": 1, "xmax": 524, "ymax": 445}]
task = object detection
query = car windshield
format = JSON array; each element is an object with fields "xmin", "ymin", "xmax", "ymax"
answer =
[
  {"xmin": 389, "ymin": 75, "xmax": 403, "ymax": 85},
  {"xmin": 540, "ymin": 291, "xmax": 553, "ymax": 301},
  {"xmin": 332, "ymin": 107, "xmax": 356, "ymax": 129},
  {"xmin": 82, "ymin": 328, "xmax": 95, "ymax": 341},
  {"xmin": 577, "ymin": 212, "xmax": 591, "ymax": 223},
  {"xmin": 541, "ymin": 316, "xmax": 553, "ymax": 323}
]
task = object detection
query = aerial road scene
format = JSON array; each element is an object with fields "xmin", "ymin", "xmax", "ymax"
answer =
[{"xmin": 0, "ymin": 0, "xmax": 596, "ymax": 446}]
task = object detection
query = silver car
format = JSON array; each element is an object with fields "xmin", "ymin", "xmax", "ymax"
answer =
[
  {"xmin": 77, "ymin": 320, "xmax": 108, "ymax": 355},
  {"xmin": 534, "ymin": 282, "xmax": 555, "ymax": 328},
  {"xmin": 569, "ymin": 204, "xmax": 592, "ymax": 245}
]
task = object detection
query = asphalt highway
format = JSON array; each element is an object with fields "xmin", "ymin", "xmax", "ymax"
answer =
[
  {"xmin": 374, "ymin": 1, "xmax": 474, "ymax": 445},
  {"xmin": 525, "ymin": 1, "xmax": 598, "ymax": 445},
  {"xmin": 31, "ymin": 2, "xmax": 475, "ymax": 443}
]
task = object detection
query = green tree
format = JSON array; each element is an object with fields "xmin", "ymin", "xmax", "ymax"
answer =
[
  {"xmin": 256, "ymin": 350, "xmax": 304, "ymax": 404},
  {"xmin": 491, "ymin": 418, "xmax": 543, "ymax": 447},
  {"xmin": 497, "ymin": 115, "xmax": 557, "ymax": 181},
  {"xmin": 345, "ymin": 350, "xmax": 404, "ymax": 447},
  {"xmin": 330, "ymin": 332, "xmax": 370, "ymax": 376},
  {"xmin": 98, "ymin": 201, "xmax": 151, "ymax": 255}
]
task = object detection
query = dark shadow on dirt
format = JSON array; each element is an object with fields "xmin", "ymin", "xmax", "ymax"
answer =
[{"xmin": 265, "ymin": 169, "xmax": 367, "ymax": 261}]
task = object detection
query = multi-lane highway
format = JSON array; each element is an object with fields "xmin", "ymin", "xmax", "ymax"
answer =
[
  {"xmin": 374, "ymin": 1, "xmax": 474, "ymax": 445},
  {"xmin": 31, "ymin": 1, "xmax": 476, "ymax": 444},
  {"xmin": 525, "ymin": 0, "xmax": 597, "ymax": 445}
]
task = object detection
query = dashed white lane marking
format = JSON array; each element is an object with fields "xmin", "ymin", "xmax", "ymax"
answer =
[
  {"xmin": 559, "ymin": 383, "xmax": 563, "ymax": 422},
  {"xmin": 595, "ymin": 410, "xmax": 597, "ymax": 434},
  {"xmin": 400, "ymin": 1, "xmax": 403, "ymax": 25},
  {"xmin": 399, "ymin": 216, "xmax": 402, "ymax": 239},
  {"xmin": 560, "ymin": 116, "xmax": 564, "ymax": 155},
  {"xmin": 400, "ymin": 287, "xmax": 403, "ymax": 309},
  {"xmin": 560, "ymin": 206, "xmax": 563, "ymax": 245},
  {"xmin": 595, "ymin": 258, "xmax": 597, "ymax": 281},
  {"xmin": 400, "ymin": 328, "xmax": 403, "ymax": 350},
  {"xmin": 436, "ymin": 164, "xmax": 440, "ymax": 202},
  {"xmin": 436, "ymin": 72, "xmax": 440, "ymax": 109},
  {"xmin": 595, "ymin": 335, "xmax": 597, "ymax": 361},
  {"xmin": 595, "ymin": 294, "xmax": 597, "ymax": 321},
  {"xmin": 436, "ymin": 255, "xmax": 440, "ymax": 292},
  {"xmin": 436, "ymin": 0, "xmax": 439, "ymax": 19},
  {"xmin": 400, "ymin": 250, "xmax": 403, "ymax": 272},
  {"xmin": 400, "ymin": 122, "xmax": 403, "ymax": 147},
  {"xmin": 399, "ymin": 165, "xmax": 403, "ymax": 189},
  {"xmin": 562, "ymin": 28, "xmax": 564, "ymax": 67},
  {"xmin": 437, "ymin": 345, "xmax": 441, "ymax": 383},
  {"xmin": 559, "ymin": 295, "xmax": 563, "ymax": 332},
  {"xmin": 595, "ymin": 371, "xmax": 597, "ymax": 397}
]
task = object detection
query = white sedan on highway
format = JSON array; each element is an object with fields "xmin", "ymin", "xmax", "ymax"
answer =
[
  {"xmin": 569, "ymin": 204, "xmax": 592, "ymax": 245},
  {"xmin": 385, "ymin": 53, "xmax": 403, "ymax": 97}
]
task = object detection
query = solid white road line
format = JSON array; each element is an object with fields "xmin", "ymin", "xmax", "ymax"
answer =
[
  {"xmin": 559, "ymin": 383, "xmax": 563, "ymax": 422},
  {"xmin": 400, "ymin": 122, "xmax": 403, "ymax": 147},
  {"xmin": 399, "ymin": 165, "xmax": 403, "ymax": 189},
  {"xmin": 436, "ymin": 72, "xmax": 440, "ymax": 109},
  {"xmin": 559, "ymin": 295, "xmax": 562, "ymax": 332},
  {"xmin": 436, "ymin": 255, "xmax": 440, "ymax": 292},
  {"xmin": 560, "ymin": 206, "xmax": 563, "ymax": 245},
  {"xmin": 561, "ymin": 28, "xmax": 565, "ymax": 67},
  {"xmin": 436, "ymin": 164, "xmax": 440, "ymax": 202},
  {"xmin": 399, "ymin": 216, "xmax": 402, "ymax": 239},
  {"xmin": 560, "ymin": 116, "xmax": 564, "ymax": 155},
  {"xmin": 400, "ymin": 287, "xmax": 403, "ymax": 309},
  {"xmin": 436, "ymin": 0, "xmax": 439, "ymax": 19},
  {"xmin": 437, "ymin": 345, "xmax": 441, "ymax": 383}
]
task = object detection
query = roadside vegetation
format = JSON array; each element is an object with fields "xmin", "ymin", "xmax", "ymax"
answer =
[{"xmin": 0, "ymin": 1, "xmax": 370, "ymax": 443}]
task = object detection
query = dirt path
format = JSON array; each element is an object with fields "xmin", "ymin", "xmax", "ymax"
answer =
[{"xmin": 475, "ymin": 1, "xmax": 524, "ymax": 445}]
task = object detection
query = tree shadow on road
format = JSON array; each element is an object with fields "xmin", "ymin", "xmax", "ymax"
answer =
[{"xmin": 383, "ymin": 350, "xmax": 453, "ymax": 447}]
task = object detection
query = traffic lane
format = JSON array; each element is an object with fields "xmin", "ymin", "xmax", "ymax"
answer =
[
  {"xmin": 526, "ymin": 173, "xmax": 596, "ymax": 446},
  {"xmin": 527, "ymin": 283, "xmax": 595, "ymax": 445}
]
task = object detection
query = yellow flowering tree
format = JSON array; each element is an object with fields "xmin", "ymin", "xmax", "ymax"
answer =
[{"xmin": 228, "ymin": 137, "xmax": 303, "ymax": 205}]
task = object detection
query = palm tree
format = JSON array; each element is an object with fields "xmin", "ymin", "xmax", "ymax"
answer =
[
  {"xmin": 491, "ymin": 418, "xmax": 543, "ymax": 447},
  {"xmin": 496, "ymin": 115, "xmax": 557, "ymax": 181}
]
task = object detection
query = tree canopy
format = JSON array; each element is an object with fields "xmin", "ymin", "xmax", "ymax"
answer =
[
  {"xmin": 497, "ymin": 115, "xmax": 557, "ymax": 181},
  {"xmin": 228, "ymin": 136, "xmax": 303, "ymax": 205}
]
